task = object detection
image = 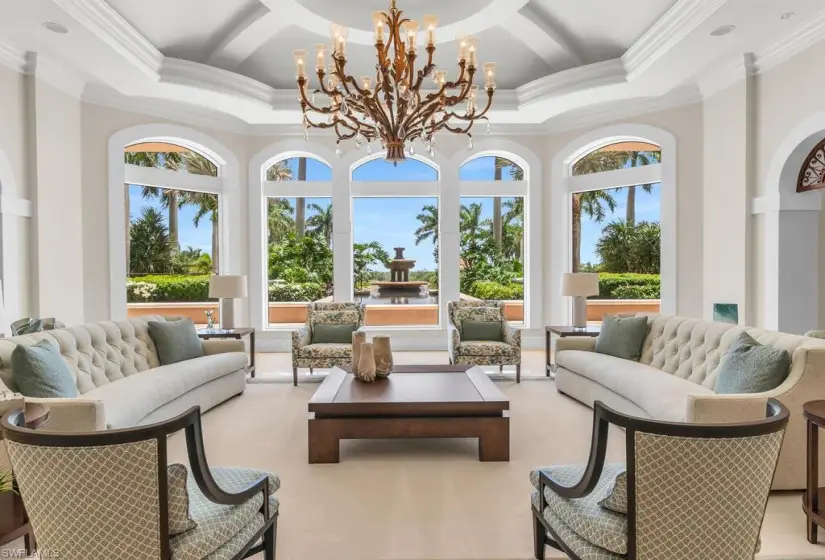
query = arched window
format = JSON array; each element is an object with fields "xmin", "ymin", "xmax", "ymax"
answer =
[
  {"xmin": 264, "ymin": 155, "xmax": 333, "ymax": 326},
  {"xmin": 459, "ymin": 154, "xmax": 527, "ymax": 325},
  {"xmin": 124, "ymin": 141, "xmax": 223, "ymax": 326},
  {"xmin": 568, "ymin": 141, "xmax": 663, "ymax": 319},
  {"xmin": 351, "ymin": 156, "xmax": 440, "ymax": 327}
]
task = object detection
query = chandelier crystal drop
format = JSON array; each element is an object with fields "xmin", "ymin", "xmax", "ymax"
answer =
[{"xmin": 292, "ymin": 0, "xmax": 497, "ymax": 164}]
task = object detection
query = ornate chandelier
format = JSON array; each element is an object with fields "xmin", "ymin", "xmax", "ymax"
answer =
[{"xmin": 292, "ymin": 0, "xmax": 497, "ymax": 163}]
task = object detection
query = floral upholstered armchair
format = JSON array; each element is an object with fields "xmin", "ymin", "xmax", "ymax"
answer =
[
  {"xmin": 292, "ymin": 302, "xmax": 365, "ymax": 386},
  {"xmin": 448, "ymin": 300, "xmax": 522, "ymax": 382}
]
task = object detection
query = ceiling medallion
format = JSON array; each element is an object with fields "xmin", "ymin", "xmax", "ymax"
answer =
[
  {"xmin": 292, "ymin": 0, "xmax": 497, "ymax": 164},
  {"xmin": 797, "ymin": 138, "xmax": 825, "ymax": 193}
]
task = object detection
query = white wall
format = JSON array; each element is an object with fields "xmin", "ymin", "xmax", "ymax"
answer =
[
  {"xmin": 0, "ymin": 64, "xmax": 33, "ymax": 324},
  {"xmin": 702, "ymin": 79, "xmax": 751, "ymax": 324},
  {"xmin": 33, "ymin": 81, "xmax": 85, "ymax": 325}
]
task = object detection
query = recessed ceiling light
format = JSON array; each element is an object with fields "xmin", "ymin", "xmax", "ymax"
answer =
[
  {"xmin": 781, "ymin": 12, "xmax": 795, "ymax": 20},
  {"xmin": 42, "ymin": 22, "xmax": 69, "ymax": 34},
  {"xmin": 710, "ymin": 25, "xmax": 736, "ymax": 37}
]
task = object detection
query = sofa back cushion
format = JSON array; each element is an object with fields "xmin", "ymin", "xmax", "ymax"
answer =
[
  {"xmin": 0, "ymin": 316, "xmax": 169, "ymax": 395},
  {"xmin": 639, "ymin": 315, "xmax": 825, "ymax": 390}
]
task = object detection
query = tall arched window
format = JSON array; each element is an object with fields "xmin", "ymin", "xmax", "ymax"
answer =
[
  {"xmin": 569, "ymin": 141, "xmax": 662, "ymax": 320},
  {"xmin": 459, "ymin": 154, "xmax": 527, "ymax": 325},
  {"xmin": 264, "ymin": 155, "xmax": 333, "ymax": 327},
  {"xmin": 124, "ymin": 141, "xmax": 223, "ymax": 326},
  {"xmin": 350, "ymin": 156, "xmax": 440, "ymax": 327}
]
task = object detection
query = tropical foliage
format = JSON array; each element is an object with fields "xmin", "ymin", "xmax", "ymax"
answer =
[{"xmin": 596, "ymin": 220, "xmax": 661, "ymax": 274}]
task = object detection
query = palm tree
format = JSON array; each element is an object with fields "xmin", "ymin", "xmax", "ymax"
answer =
[
  {"xmin": 124, "ymin": 151, "xmax": 159, "ymax": 271},
  {"xmin": 296, "ymin": 158, "xmax": 307, "ymax": 238},
  {"xmin": 570, "ymin": 150, "xmax": 625, "ymax": 272},
  {"xmin": 306, "ymin": 202, "xmax": 333, "ymax": 247},
  {"xmin": 460, "ymin": 203, "xmax": 485, "ymax": 245},
  {"xmin": 129, "ymin": 206, "xmax": 173, "ymax": 274},
  {"xmin": 353, "ymin": 241, "xmax": 391, "ymax": 290},
  {"xmin": 137, "ymin": 151, "xmax": 184, "ymax": 252},
  {"xmin": 179, "ymin": 151, "xmax": 220, "ymax": 273},
  {"xmin": 414, "ymin": 204, "xmax": 439, "ymax": 262},
  {"xmin": 493, "ymin": 158, "xmax": 504, "ymax": 247},
  {"xmin": 502, "ymin": 198, "xmax": 524, "ymax": 262},
  {"xmin": 266, "ymin": 160, "xmax": 293, "ymax": 181},
  {"xmin": 268, "ymin": 198, "xmax": 295, "ymax": 245},
  {"xmin": 623, "ymin": 151, "xmax": 660, "ymax": 226}
]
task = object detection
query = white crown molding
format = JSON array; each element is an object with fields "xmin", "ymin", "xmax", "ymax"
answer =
[
  {"xmin": 0, "ymin": 42, "xmax": 29, "ymax": 73},
  {"xmin": 52, "ymin": 0, "xmax": 162, "ymax": 79},
  {"xmin": 623, "ymin": 0, "xmax": 728, "ymax": 81},
  {"xmin": 517, "ymin": 59, "xmax": 626, "ymax": 106},
  {"xmin": 33, "ymin": 55, "xmax": 87, "ymax": 99},
  {"xmin": 754, "ymin": 10, "xmax": 825, "ymax": 74},
  {"xmin": 160, "ymin": 58, "xmax": 277, "ymax": 107},
  {"xmin": 81, "ymin": 84, "xmax": 252, "ymax": 135},
  {"xmin": 544, "ymin": 86, "xmax": 703, "ymax": 135},
  {"xmin": 697, "ymin": 53, "xmax": 755, "ymax": 99}
]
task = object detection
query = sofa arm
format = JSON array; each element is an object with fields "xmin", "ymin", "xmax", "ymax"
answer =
[
  {"xmin": 555, "ymin": 337, "xmax": 597, "ymax": 353},
  {"xmin": 503, "ymin": 324, "xmax": 521, "ymax": 347},
  {"xmin": 684, "ymin": 394, "xmax": 770, "ymax": 424},
  {"xmin": 202, "ymin": 339, "xmax": 245, "ymax": 355},
  {"xmin": 448, "ymin": 324, "xmax": 461, "ymax": 359},
  {"xmin": 292, "ymin": 325, "xmax": 311, "ymax": 355},
  {"xmin": 21, "ymin": 397, "xmax": 105, "ymax": 432}
]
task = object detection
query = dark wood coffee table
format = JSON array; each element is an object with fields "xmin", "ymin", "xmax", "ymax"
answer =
[{"xmin": 308, "ymin": 364, "xmax": 510, "ymax": 463}]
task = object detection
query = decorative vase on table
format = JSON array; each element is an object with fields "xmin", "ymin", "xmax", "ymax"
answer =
[
  {"xmin": 355, "ymin": 342, "xmax": 377, "ymax": 382},
  {"xmin": 352, "ymin": 331, "xmax": 366, "ymax": 373},
  {"xmin": 373, "ymin": 335, "xmax": 393, "ymax": 378}
]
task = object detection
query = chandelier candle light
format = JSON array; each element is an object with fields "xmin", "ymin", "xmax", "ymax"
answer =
[{"xmin": 293, "ymin": 0, "xmax": 497, "ymax": 164}]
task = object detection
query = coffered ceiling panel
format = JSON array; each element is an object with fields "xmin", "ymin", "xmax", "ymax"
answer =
[{"xmin": 106, "ymin": 0, "xmax": 260, "ymax": 61}]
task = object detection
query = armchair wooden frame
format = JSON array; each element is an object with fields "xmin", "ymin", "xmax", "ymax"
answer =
[
  {"xmin": 532, "ymin": 399, "xmax": 789, "ymax": 560},
  {"xmin": 1, "ymin": 406, "xmax": 277, "ymax": 560}
]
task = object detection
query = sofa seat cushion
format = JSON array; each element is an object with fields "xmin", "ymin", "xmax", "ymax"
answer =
[
  {"xmin": 530, "ymin": 464, "xmax": 628, "ymax": 555},
  {"xmin": 171, "ymin": 467, "xmax": 279, "ymax": 560},
  {"xmin": 556, "ymin": 350, "xmax": 713, "ymax": 422},
  {"xmin": 298, "ymin": 343, "xmax": 352, "ymax": 359},
  {"xmin": 84, "ymin": 352, "xmax": 247, "ymax": 429},
  {"xmin": 457, "ymin": 341, "xmax": 517, "ymax": 357}
]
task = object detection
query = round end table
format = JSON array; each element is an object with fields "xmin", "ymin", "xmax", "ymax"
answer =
[{"xmin": 803, "ymin": 400, "xmax": 825, "ymax": 543}]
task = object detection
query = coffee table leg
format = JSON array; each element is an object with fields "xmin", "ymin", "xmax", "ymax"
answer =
[
  {"xmin": 479, "ymin": 419, "xmax": 509, "ymax": 461},
  {"xmin": 308, "ymin": 420, "xmax": 340, "ymax": 464}
]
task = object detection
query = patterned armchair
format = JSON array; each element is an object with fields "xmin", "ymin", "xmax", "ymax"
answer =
[
  {"xmin": 292, "ymin": 302, "xmax": 365, "ymax": 386},
  {"xmin": 1, "ymin": 406, "xmax": 279, "ymax": 560},
  {"xmin": 447, "ymin": 300, "xmax": 522, "ymax": 382},
  {"xmin": 530, "ymin": 400, "xmax": 789, "ymax": 560}
]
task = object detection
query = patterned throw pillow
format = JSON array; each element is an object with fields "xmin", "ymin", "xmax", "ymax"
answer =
[
  {"xmin": 168, "ymin": 463, "xmax": 197, "ymax": 535},
  {"xmin": 599, "ymin": 470, "xmax": 628, "ymax": 514},
  {"xmin": 714, "ymin": 332, "xmax": 791, "ymax": 394},
  {"xmin": 454, "ymin": 307, "xmax": 502, "ymax": 334},
  {"xmin": 594, "ymin": 315, "xmax": 649, "ymax": 361}
]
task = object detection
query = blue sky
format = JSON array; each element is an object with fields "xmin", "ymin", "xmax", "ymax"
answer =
[{"xmin": 129, "ymin": 156, "xmax": 660, "ymax": 270}]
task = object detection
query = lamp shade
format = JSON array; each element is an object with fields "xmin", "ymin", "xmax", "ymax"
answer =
[
  {"xmin": 561, "ymin": 273, "xmax": 599, "ymax": 297},
  {"xmin": 209, "ymin": 275, "xmax": 248, "ymax": 299}
]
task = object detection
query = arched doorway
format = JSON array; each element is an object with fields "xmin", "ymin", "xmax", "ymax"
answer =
[{"xmin": 756, "ymin": 112, "xmax": 825, "ymax": 333}]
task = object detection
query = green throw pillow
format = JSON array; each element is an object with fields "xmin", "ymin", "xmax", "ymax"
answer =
[
  {"xmin": 714, "ymin": 332, "xmax": 791, "ymax": 394},
  {"xmin": 11, "ymin": 339, "xmax": 79, "ymax": 398},
  {"xmin": 594, "ymin": 315, "xmax": 649, "ymax": 361},
  {"xmin": 462, "ymin": 320, "xmax": 503, "ymax": 342},
  {"xmin": 148, "ymin": 319, "xmax": 204, "ymax": 365},
  {"xmin": 312, "ymin": 323, "xmax": 357, "ymax": 344}
]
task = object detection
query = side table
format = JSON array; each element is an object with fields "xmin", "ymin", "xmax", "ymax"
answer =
[
  {"xmin": 0, "ymin": 403, "xmax": 50, "ymax": 555},
  {"xmin": 545, "ymin": 326, "xmax": 600, "ymax": 378},
  {"xmin": 804, "ymin": 400, "xmax": 825, "ymax": 543},
  {"xmin": 198, "ymin": 328, "xmax": 256, "ymax": 378}
]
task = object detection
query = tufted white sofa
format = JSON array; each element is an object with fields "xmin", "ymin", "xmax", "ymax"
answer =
[
  {"xmin": 0, "ymin": 316, "xmax": 247, "ymax": 432},
  {"xmin": 554, "ymin": 314, "xmax": 825, "ymax": 490}
]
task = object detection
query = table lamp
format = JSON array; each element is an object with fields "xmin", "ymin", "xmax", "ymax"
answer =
[
  {"xmin": 209, "ymin": 275, "xmax": 247, "ymax": 329},
  {"xmin": 561, "ymin": 273, "xmax": 599, "ymax": 329}
]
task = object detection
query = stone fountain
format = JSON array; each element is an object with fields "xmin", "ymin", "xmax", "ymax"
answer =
[{"xmin": 371, "ymin": 247, "xmax": 429, "ymax": 296}]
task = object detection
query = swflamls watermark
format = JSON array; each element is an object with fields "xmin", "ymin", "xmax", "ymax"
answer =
[{"xmin": 1, "ymin": 549, "xmax": 60, "ymax": 558}]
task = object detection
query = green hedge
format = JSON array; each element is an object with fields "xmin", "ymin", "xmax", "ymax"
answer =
[
  {"xmin": 127, "ymin": 275, "xmax": 211, "ymax": 303},
  {"xmin": 268, "ymin": 282, "xmax": 325, "ymax": 302},
  {"xmin": 466, "ymin": 281, "xmax": 523, "ymax": 300},
  {"xmin": 597, "ymin": 273, "xmax": 660, "ymax": 300}
]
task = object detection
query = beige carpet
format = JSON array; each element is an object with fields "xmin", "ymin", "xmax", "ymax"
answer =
[{"xmin": 167, "ymin": 380, "xmax": 825, "ymax": 560}]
